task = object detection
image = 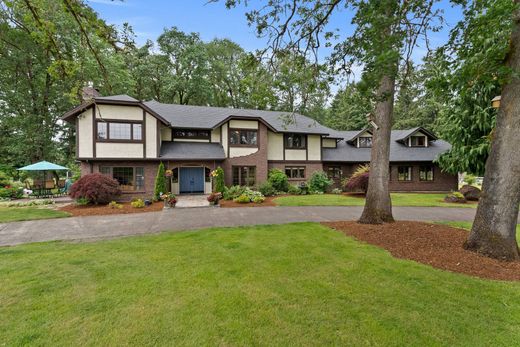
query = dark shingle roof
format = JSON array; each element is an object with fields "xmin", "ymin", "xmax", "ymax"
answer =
[
  {"xmin": 159, "ymin": 141, "xmax": 226, "ymax": 160},
  {"xmin": 143, "ymin": 100, "xmax": 335, "ymax": 135},
  {"xmin": 322, "ymin": 130, "xmax": 451, "ymax": 162},
  {"xmin": 95, "ymin": 95, "xmax": 139, "ymax": 102}
]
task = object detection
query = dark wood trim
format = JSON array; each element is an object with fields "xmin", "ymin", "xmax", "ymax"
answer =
[
  {"xmin": 92, "ymin": 107, "xmax": 96, "ymax": 158},
  {"xmin": 213, "ymin": 115, "xmax": 276, "ymax": 133},
  {"xmin": 156, "ymin": 120, "xmax": 160, "ymax": 158},
  {"xmin": 143, "ymin": 110, "xmax": 147, "ymax": 158},
  {"xmin": 96, "ymin": 118, "xmax": 143, "ymax": 124},
  {"xmin": 227, "ymin": 128, "xmax": 259, "ymax": 148},
  {"xmin": 282, "ymin": 132, "xmax": 286, "ymax": 160},
  {"xmin": 75, "ymin": 119, "xmax": 79, "ymax": 159},
  {"xmin": 219, "ymin": 125, "xmax": 222, "ymax": 144},
  {"xmin": 268, "ymin": 160, "xmax": 322, "ymax": 164},
  {"xmin": 78, "ymin": 157, "xmax": 222, "ymax": 161}
]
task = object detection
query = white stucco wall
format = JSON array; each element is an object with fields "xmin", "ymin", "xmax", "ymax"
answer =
[
  {"xmin": 161, "ymin": 127, "xmax": 172, "ymax": 142},
  {"xmin": 267, "ymin": 131, "xmax": 284, "ymax": 160},
  {"xmin": 96, "ymin": 143, "xmax": 143, "ymax": 158},
  {"xmin": 211, "ymin": 127, "xmax": 221, "ymax": 143},
  {"xmin": 78, "ymin": 110, "xmax": 93, "ymax": 158},
  {"xmin": 322, "ymin": 138, "xmax": 337, "ymax": 148},
  {"xmin": 95, "ymin": 105, "xmax": 142, "ymax": 121},
  {"xmin": 285, "ymin": 149, "xmax": 306, "ymax": 161},
  {"xmin": 146, "ymin": 113, "xmax": 157, "ymax": 158},
  {"xmin": 307, "ymin": 135, "xmax": 321, "ymax": 160},
  {"xmin": 222, "ymin": 124, "xmax": 228, "ymax": 156},
  {"xmin": 229, "ymin": 147, "xmax": 258, "ymax": 158},
  {"xmin": 229, "ymin": 120, "xmax": 258, "ymax": 129}
]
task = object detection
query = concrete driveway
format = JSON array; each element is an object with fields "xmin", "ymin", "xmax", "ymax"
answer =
[{"xmin": 0, "ymin": 206, "xmax": 484, "ymax": 247}]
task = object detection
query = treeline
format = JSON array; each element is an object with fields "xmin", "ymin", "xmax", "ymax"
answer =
[{"xmin": 0, "ymin": 0, "xmax": 512, "ymax": 177}]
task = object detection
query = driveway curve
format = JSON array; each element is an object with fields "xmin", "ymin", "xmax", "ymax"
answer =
[{"xmin": 0, "ymin": 206, "xmax": 482, "ymax": 246}]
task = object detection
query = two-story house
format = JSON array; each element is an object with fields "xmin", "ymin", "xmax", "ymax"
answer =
[{"xmin": 61, "ymin": 93, "xmax": 458, "ymax": 197}]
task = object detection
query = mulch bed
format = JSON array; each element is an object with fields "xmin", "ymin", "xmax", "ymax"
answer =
[
  {"xmin": 219, "ymin": 196, "xmax": 278, "ymax": 208},
  {"xmin": 59, "ymin": 201, "xmax": 164, "ymax": 217},
  {"xmin": 323, "ymin": 221, "xmax": 520, "ymax": 281}
]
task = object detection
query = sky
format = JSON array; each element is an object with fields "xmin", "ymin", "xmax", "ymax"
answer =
[{"xmin": 88, "ymin": 0, "xmax": 464, "ymax": 65}]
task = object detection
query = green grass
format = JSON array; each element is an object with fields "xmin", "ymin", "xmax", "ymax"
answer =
[
  {"xmin": 436, "ymin": 220, "xmax": 520, "ymax": 245},
  {"xmin": 0, "ymin": 207, "xmax": 70, "ymax": 223},
  {"xmin": 274, "ymin": 193, "xmax": 476, "ymax": 208},
  {"xmin": 1, "ymin": 223, "xmax": 519, "ymax": 346}
]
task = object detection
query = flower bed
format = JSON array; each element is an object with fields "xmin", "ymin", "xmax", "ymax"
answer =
[{"xmin": 59, "ymin": 201, "xmax": 163, "ymax": 216}]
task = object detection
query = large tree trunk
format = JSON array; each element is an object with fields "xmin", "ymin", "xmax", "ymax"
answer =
[
  {"xmin": 358, "ymin": 72, "xmax": 396, "ymax": 224},
  {"xmin": 464, "ymin": 3, "xmax": 520, "ymax": 261}
]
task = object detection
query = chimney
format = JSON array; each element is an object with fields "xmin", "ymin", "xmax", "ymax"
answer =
[{"xmin": 81, "ymin": 82, "xmax": 101, "ymax": 102}]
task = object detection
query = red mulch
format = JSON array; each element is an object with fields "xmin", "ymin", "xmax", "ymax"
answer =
[
  {"xmin": 219, "ymin": 196, "xmax": 278, "ymax": 208},
  {"xmin": 323, "ymin": 221, "xmax": 520, "ymax": 281},
  {"xmin": 59, "ymin": 201, "xmax": 164, "ymax": 217}
]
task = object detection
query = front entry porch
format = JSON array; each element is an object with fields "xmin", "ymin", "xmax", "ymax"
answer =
[{"xmin": 175, "ymin": 194, "xmax": 210, "ymax": 208}]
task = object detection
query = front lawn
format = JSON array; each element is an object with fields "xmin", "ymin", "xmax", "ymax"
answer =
[
  {"xmin": 1, "ymin": 223, "xmax": 518, "ymax": 345},
  {"xmin": 274, "ymin": 193, "xmax": 476, "ymax": 208},
  {"xmin": 0, "ymin": 207, "xmax": 70, "ymax": 223},
  {"xmin": 436, "ymin": 221, "xmax": 520, "ymax": 245}
]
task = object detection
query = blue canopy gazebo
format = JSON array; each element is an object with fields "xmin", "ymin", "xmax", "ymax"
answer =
[{"xmin": 17, "ymin": 161, "xmax": 69, "ymax": 198}]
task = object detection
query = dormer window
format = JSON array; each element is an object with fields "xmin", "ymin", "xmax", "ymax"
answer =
[
  {"xmin": 410, "ymin": 136, "xmax": 427, "ymax": 147},
  {"xmin": 358, "ymin": 137, "xmax": 372, "ymax": 148}
]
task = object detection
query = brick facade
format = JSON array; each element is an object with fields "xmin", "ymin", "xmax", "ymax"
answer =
[
  {"xmin": 324, "ymin": 162, "xmax": 458, "ymax": 192},
  {"xmin": 222, "ymin": 123, "xmax": 269, "ymax": 186}
]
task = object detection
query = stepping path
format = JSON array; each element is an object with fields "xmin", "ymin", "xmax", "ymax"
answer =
[{"xmin": 0, "ymin": 206, "xmax": 489, "ymax": 247}]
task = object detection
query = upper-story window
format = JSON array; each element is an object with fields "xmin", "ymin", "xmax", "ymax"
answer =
[
  {"xmin": 410, "ymin": 136, "xmax": 426, "ymax": 147},
  {"xmin": 284, "ymin": 133, "xmax": 307, "ymax": 149},
  {"xmin": 96, "ymin": 121, "xmax": 142, "ymax": 141},
  {"xmin": 174, "ymin": 129, "xmax": 210, "ymax": 140},
  {"xmin": 358, "ymin": 136, "xmax": 372, "ymax": 148},
  {"xmin": 229, "ymin": 129, "xmax": 258, "ymax": 146}
]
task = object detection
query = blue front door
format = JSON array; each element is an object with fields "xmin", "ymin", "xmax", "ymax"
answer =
[{"xmin": 180, "ymin": 167, "xmax": 204, "ymax": 194}]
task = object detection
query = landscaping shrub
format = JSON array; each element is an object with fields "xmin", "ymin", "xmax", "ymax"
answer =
[
  {"xmin": 268, "ymin": 169, "xmax": 289, "ymax": 192},
  {"xmin": 212, "ymin": 167, "xmax": 225, "ymax": 193},
  {"xmin": 131, "ymin": 198, "xmax": 145, "ymax": 208},
  {"xmin": 207, "ymin": 192, "xmax": 222, "ymax": 204},
  {"xmin": 234, "ymin": 194, "xmax": 250, "ymax": 203},
  {"xmin": 75, "ymin": 197, "xmax": 89, "ymax": 206},
  {"xmin": 154, "ymin": 162, "xmax": 166, "ymax": 200},
  {"xmin": 69, "ymin": 173, "xmax": 121, "ymax": 204},
  {"xmin": 459, "ymin": 184, "xmax": 480, "ymax": 201},
  {"xmin": 0, "ymin": 186, "xmax": 23, "ymax": 199},
  {"xmin": 464, "ymin": 174, "xmax": 476, "ymax": 186},
  {"xmin": 444, "ymin": 192, "xmax": 467, "ymax": 203},
  {"xmin": 0, "ymin": 199, "xmax": 55, "ymax": 208},
  {"xmin": 332, "ymin": 188, "xmax": 342, "ymax": 194},
  {"xmin": 223, "ymin": 185, "xmax": 245, "ymax": 200},
  {"xmin": 0, "ymin": 171, "xmax": 10, "ymax": 187},
  {"xmin": 345, "ymin": 165, "xmax": 370, "ymax": 194},
  {"xmin": 258, "ymin": 181, "xmax": 276, "ymax": 196},
  {"xmin": 308, "ymin": 171, "xmax": 332, "ymax": 193},
  {"xmin": 287, "ymin": 184, "xmax": 301, "ymax": 195},
  {"xmin": 298, "ymin": 182, "xmax": 309, "ymax": 195},
  {"xmin": 243, "ymin": 188, "xmax": 264, "ymax": 201},
  {"xmin": 108, "ymin": 201, "xmax": 123, "ymax": 209},
  {"xmin": 253, "ymin": 195, "xmax": 265, "ymax": 203}
]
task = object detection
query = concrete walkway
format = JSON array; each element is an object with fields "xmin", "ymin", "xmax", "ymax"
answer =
[{"xmin": 0, "ymin": 206, "xmax": 484, "ymax": 247}]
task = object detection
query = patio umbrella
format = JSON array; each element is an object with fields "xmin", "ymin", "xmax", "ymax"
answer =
[{"xmin": 17, "ymin": 161, "xmax": 69, "ymax": 193}]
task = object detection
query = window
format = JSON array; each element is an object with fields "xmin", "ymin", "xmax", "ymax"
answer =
[
  {"xmin": 327, "ymin": 166, "xmax": 342, "ymax": 179},
  {"xmin": 133, "ymin": 124, "xmax": 142, "ymax": 140},
  {"xmin": 173, "ymin": 129, "xmax": 210, "ymax": 139},
  {"xmin": 398, "ymin": 166, "xmax": 412, "ymax": 181},
  {"xmin": 284, "ymin": 133, "xmax": 306, "ymax": 149},
  {"xmin": 285, "ymin": 167, "xmax": 305, "ymax": 179},
  {"xmin": 99, "ymin": 167, "xmax": 145, "ymax": 191},
  {"xmin": 419, "ymin": 166, "xmax": 434, "ymax": 181},
  {"xmin": 96, "ymin": 121, "xmax": 142, "ymax": 141},
  {"xmin": 410, "ymin": 136, "xmax": 426, "ymax": 147},
  {"xmin": 232, "ymin": 166, "xmax": 256, "ymax": 186},
  {"xmin": 97, "ymin": 122, "xmax": 107, "ymax": 140},
  {"xmin": 229, "ymin": 129, "xmax": 258, "ymax": 146},
  {"xmin": 358, "ymin": 137, "xmax": 372, "ymax": 148}
]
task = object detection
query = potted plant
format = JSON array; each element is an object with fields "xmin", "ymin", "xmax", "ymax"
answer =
[
  {"xmin": 160, "ymin": 192, "xmax": 177, "ymax": 209},
  {"xmin": 207, "ymin": 192, "xmax": 222, "ymax": 206},
  {"xmin": 165, "ymin": 169, "xmax": 173, "ymax": 177}
]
